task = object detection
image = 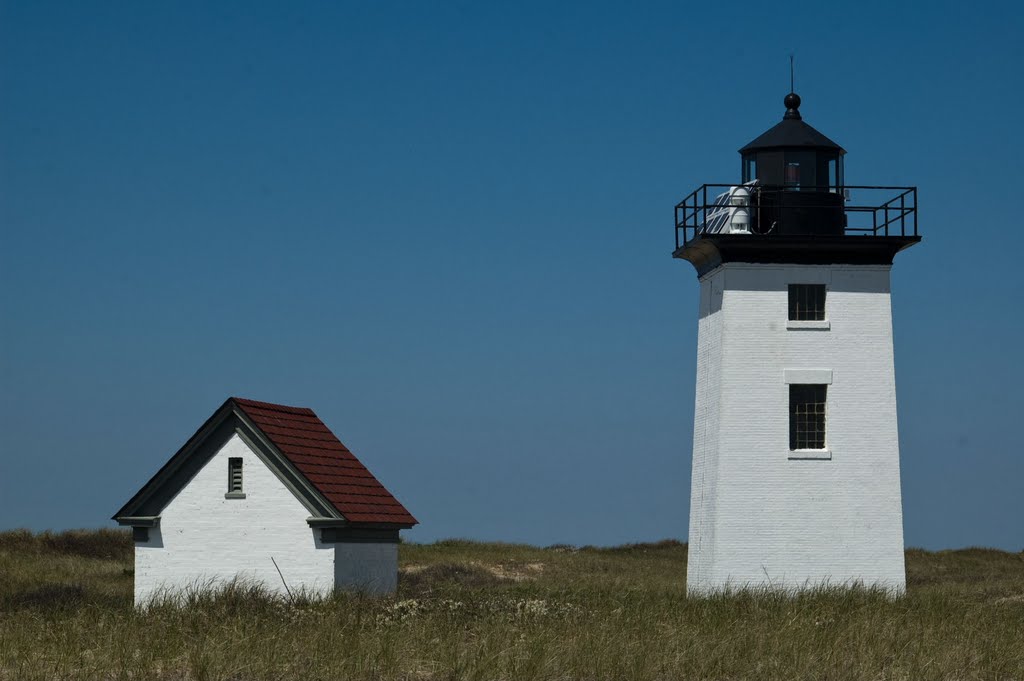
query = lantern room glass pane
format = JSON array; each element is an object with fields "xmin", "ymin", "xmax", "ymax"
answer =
[
  {"xmin": 785, "ymin": 162, "xmax": 801, "ymax": 189},
  {"xmin": 743, "ymin": 155, "xmax": 757, "ymax": 183},
  {"xmin": 783, "ymin": 151, "xmax": 816, "ymax": 190}
]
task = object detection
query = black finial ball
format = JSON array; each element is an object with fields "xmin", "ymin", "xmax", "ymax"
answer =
[{"xmin": 784, "ymin": 92, "xmax": 801, "ymax": 110}]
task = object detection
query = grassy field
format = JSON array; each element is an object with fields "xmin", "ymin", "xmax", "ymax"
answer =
[{"xmin": 0, "ymin": 530, "xmax": 1022, "ymax": 680}]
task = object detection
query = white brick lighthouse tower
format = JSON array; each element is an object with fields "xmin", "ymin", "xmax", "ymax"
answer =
[{"xmin": 675, "ymin": 92, "xmax": 919, "ymax": 594}]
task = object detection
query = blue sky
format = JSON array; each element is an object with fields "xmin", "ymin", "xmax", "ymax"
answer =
[{"xmin": 1, "ymin": 0, "xmax": 1021, "ymax": 550}]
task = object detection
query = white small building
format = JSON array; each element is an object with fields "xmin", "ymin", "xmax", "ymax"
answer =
[
  {"xmin": 113, "ymin": 397, "xmax": 417, "ymax": 605},
  {"xmin": 674, "ymin": 92, "xmax": 919, "ymax": 594}
]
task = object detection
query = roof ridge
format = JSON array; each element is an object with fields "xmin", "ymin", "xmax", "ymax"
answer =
[{"xmin": 230, "ymin": 397, "xmax": 316, "ymax": 415}]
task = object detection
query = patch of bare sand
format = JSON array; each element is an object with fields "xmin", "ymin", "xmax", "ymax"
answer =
[{"xmin": 401, "ymin": 561, "xmax": 544, "ymax": 582}]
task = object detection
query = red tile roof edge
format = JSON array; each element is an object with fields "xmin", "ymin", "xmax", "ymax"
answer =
[{"xmin": 231, "ymin": 397, "xmax": 418, "ymax": 527}]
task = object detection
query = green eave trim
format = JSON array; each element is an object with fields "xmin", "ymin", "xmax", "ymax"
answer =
[
  {"xmin": 306, "ymin": 517, "xmax": 414, "ymax": 530},
  {"xmin": 115, "ymin": 516, "xmax": 160, "ymax": 528},
  {"xmin": 307, "ymin": 517, "xmax": 348, "ymax": 528}
]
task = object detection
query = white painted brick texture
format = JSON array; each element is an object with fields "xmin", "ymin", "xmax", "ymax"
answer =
[
  {"xmin": 133, "ymin": 433, "xmax": 335, "ymax": 604},
  {"xmin": 688, "ymin": 263, "xmax": 906, "ymax": 594}
]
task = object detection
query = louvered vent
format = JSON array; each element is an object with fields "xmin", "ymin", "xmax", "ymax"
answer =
[{"xmin": 228, "ymin": 457, "xmax": 243, "ymax": 493}]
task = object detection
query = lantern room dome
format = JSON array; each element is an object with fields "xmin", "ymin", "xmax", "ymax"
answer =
[
  {"xmin": 738, "ymin": 92, "xmax": 846, "ymax": 199},
  {"xmin": 739, "ymin": 93, "xmax": 844, "ymax": 154}
]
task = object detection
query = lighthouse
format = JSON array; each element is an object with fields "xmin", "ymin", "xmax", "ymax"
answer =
[{"xmin": 675, "ymin": 92, "xmax": 919, "ymax": 594}]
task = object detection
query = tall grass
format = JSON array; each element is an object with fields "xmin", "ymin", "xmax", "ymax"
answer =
[{"xmin": 0, "ymin": 529, "xmax": 1022, "ymax": 680}]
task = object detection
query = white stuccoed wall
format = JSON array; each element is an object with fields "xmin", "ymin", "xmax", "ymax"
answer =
[
  {"xmin": 335, "ymin": 543, "xmax": 399, "ymax": 595},
  {"xmin": 687, "ymin": 263, "xmax": 906, "ymax": 594},
  {"xmin": 134, "ymin": 433, "xmax": 336, "ymax": 605}
]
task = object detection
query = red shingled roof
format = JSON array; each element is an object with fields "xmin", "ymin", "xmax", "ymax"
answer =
[{"xmin": 232, "ymin": 397, "xmax": 417, "ymax": 526}]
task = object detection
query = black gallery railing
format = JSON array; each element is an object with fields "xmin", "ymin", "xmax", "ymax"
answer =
[{"xmin": 674, "ymin": 184, "xmax": 918, "ymax": 251}]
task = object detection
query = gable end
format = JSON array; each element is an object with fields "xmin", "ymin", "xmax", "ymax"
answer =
[{"xmin": 112, "ymin": 400, "xmax": 342, "ymax": 523}]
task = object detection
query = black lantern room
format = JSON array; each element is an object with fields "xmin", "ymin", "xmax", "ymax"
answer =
[
  {"xmin": 672, "ymin": 92, "xmax": 920, "ymax": 276},
  {"xmin": 739, "ymin": 93, "xmax": 845, "ymax": 236}
]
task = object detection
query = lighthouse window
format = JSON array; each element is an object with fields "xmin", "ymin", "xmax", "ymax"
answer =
[
  {"xmin": 790, "ymin": 384, "xmax": 827, "ymax": 450},
  {"xmin": 788, "ymin": 284, "xmax": 826, "ymax": 321}
]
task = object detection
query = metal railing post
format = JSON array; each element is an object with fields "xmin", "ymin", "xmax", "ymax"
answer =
[
  {"xmin": 702, "ymin": 185, "xmax": 707, "ymax": 235},
  {"xmin": 899, "ymin": 192, "xmax": 905, "ymax": 236},
  {"xmin": 913, "ymin": 188, "xmax": 918, "ymax": 236}
]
